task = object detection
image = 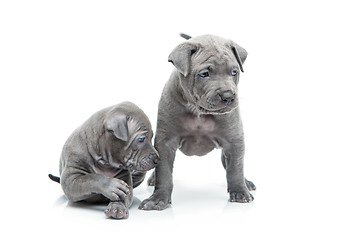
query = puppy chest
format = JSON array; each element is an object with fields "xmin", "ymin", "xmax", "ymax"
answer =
[
  {"xmin": 93, "ymin": 163, "xmax": 122, "ymax": 178},
  {"xmin": 179, "ymin": 114, "xmax": 219, "ymax": 156},
  {"xmin": 182, "ymin": 114, "xmax": 216, "ymax": 133}
]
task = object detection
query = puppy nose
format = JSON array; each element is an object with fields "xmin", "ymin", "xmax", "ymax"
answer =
[
  {"xmin": 149, "ymin": 152, "xmax": 159, "ymax": 165},
  {"xmin": 218, "ymin": 90, "xmax": 235, "ymax": 104}
]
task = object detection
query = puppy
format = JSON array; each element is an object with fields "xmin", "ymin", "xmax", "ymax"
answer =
[
  {"xmin": 139, "ymin": 34, "xmax": 255, "ymax": 210},
  {"xmin": 49, "ymin": 102, "xmax": 159, "ymax": 219}
]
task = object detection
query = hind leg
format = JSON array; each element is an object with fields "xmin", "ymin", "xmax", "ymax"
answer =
[
  {"xmin": 245, "ymin": 179, "xmax": 256, "ymax": 191},
  {"xmin": 147, "ymin": 171, "xmax": 155, "ymax": 186},
  {"xmin": 83, "ymin": 194, "xmax": 109, "ymax": 203},
  {"xmin": 221, "ymin": 151, "xmax": 256, "ymax": 191},
  {"xmin": 105, "ymin": 201, "xmax": 129, "ymax": 219}
]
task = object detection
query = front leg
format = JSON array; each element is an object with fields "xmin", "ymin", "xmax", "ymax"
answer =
[
  {"xmin": 139, "ymin": 138, "xmax": 176, "ymax": 210},
  {"xmin": 222, "ymin": 136, "xmax": 254, "ymax": 203},
  {"xmin": 61, "ymin": 167, "xmax": 131, "ymax": 202},
  {"xmin": 105, "ymin": 170, "xmax": 133, "ymax": 219}
]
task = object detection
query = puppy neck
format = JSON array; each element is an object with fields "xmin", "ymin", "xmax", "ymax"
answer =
[{"xmin": 171, "ymin": 70, "xmax": 202, "ymax": 115}]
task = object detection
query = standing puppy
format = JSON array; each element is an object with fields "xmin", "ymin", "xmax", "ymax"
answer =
[
  {"xmin": 49, "ymin": 102, "xmax": 159, "ymax": 219},
  {"xmin": 139, "ymin": 35, "xmax": 255, "ymax": 210}
]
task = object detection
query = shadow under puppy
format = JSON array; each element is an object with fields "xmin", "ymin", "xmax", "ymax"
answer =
[{"xmin": 49, "ymin": 102, "xmax": 159, "ymax": 219}]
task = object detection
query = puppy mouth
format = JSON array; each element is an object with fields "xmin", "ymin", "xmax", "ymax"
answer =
[
  {"xmin": 140, "ymin": 161, "xmax": 155, "ymax": 171},
  {"xmin": 125, "ymin": 161, "xmax": 147, "ymax": 172},
  {"xmin": 132, "ymin": 157, "xmax": 156, "ymax": 172},
  {"xmin": 198, "ymin": 105, "xmax": 234, "ymax": 114}
]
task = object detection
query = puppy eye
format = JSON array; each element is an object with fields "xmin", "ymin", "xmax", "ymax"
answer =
[
  {"xmin": 137, "ymin": 137, "xmax": 145, "ymax": 143},
  {"xmin": 199, "ymin": 71, "xmax": 209, "ymax": 78},
  {"xmin": 232, "ymin": 70, "xmax": 237, "ymax": 76}
]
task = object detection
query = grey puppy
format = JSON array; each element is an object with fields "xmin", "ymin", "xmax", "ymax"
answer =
[
  {"xmin": 49, "ymin": 102, "xmax": 159, "ymax": 219},
  {"xmin": 139, "ymin": 34, "xmax": 255, "ymax": 211}
]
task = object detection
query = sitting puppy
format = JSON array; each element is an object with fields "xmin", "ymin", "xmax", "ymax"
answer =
[{"xmin": 49, "ymin": 102, "xmax": 159, "ymax": 219}]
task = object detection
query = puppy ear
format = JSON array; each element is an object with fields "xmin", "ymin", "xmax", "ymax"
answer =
[
  {"xmin": 104, "ymin": 115, "xmax": 129, "ymax": 141},
  {"xmin": 168, "ymin": 42, "xmax": 198, "ymax": 77},
  {"xmin": 230, "ymin": 42, "xmax": 248, "ymax": 72}
]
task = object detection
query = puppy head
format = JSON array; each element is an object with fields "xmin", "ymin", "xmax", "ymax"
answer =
[
  {"xmin": 104, "ymin": 102, "xmax": 159, "ymax": 172},
  {"xmin": 168, "ymin": 35, "xmax": 247, "ymax": 115}
]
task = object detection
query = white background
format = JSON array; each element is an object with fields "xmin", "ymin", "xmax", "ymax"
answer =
[{"xmin": 1, "ymin": 0, "xmax": 359, "ymax": 239}]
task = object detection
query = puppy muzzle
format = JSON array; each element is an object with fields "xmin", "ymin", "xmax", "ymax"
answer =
[{"xmin": 138, "ymin": 152, "xmax": 159, "ymax": 171}]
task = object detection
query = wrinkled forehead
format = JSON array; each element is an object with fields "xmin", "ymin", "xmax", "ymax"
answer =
[
  {"xmin": 127, "ymin": 117, "xmax": 149, "ymax": 136},
  {"xmin": 127, "ymin": 117, "xmax": 153, "ymax": 140},
  {"xmin": 192, "ymin": 47, "xmax": 238, "ymax": 71},
  {"xmin": 123, "ymin": 117, "xmax": 151, "ymax": 150}
]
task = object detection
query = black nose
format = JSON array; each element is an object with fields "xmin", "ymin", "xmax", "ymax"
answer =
[
  {"xmin": 218, "ymin": 90, "xmax": 235, "ymax": 105},
  {"xmin": 149, "ymin": 152, "xmax": 159, "ymax": 165}
]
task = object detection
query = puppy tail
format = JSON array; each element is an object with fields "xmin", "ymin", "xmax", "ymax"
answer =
[
  {"xmin": 48, "ymin": 174, "xmax": 60, "ymax": 183},
  {"xmin": 180, "ymin": 33, "xmax": 192, "ymax": 40}
]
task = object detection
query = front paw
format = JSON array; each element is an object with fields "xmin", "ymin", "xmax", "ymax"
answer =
[
  {"xmin": 229, "ymin": 189, "xmax": 254, "ymax": 203},
  {"xmin": 138, "ymin": 191, "xmax": 171, "ymax": 211},
  {"xmin": 105, "ymin": 202, "xmax": 129, "ymax": 219},
  {"xmin": 102, "ymin": 178, "xmax": 131, "ymax": 202}
]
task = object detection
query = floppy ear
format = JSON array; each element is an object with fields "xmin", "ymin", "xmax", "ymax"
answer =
[
  {"xmin": 104, "ymin": 115, "xmax": 129, "ymax": 141},
  {"xmin": 230, "ymin": 42, "xmax": 248, "ymax": 73},
  {"xmin": 168, "ymin": 42, "xmax": 198, "ymax": 77}
]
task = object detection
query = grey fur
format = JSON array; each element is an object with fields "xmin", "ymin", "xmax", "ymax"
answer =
[
  {"xmin": 51, "ymin": 102, "xmax": 159, "ymax": 219},
  {"xmin": 139, "ymin": 35, "xmax": 255, "ymax": 211}
]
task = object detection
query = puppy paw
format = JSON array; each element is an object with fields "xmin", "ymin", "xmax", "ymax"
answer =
[
  {"xmin": 147, "ymin": 171, "xmax": 155, "ymax": 186},
  {"xmin": 147, "ymin": 176, "xmax": 155, "ymax": 187},
  {"xmin": 105, "ymin": 202, "xmax": 129, "ymax": 219},
  {"xmin": 102, "ymin": 178, "xmax": 131, "ymax": 202},
  {"xmin": 245, "ymin": 179, "xmax": 256, "ymax": 191},
  {"xmin": 138, "ymin": 192, "xmax": 171, "ymax": 211},
  {"xmin": 229, "ymin": 189, "xmax": 254, "ymax": 203}
]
